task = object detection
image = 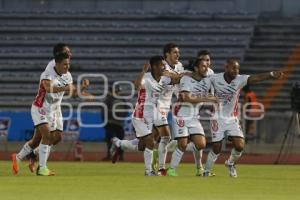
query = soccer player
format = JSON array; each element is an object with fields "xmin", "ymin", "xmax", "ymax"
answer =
[
  {"xmin": 27, "ymin": 43, "xmax": 73, "ymax": 172},
  {"xmin": 113, "ymin": 56, "xmax": 172, "ymax": 176},
  {"xmin": 166, "ymin": 58, "xmax": 218, "ymax": 176},
  {"xmin": 203, "ymin": 58, "xmax": 285, "ymax": 177},
  {"xmin": 153, "ymin": 43, "xmax": 185, "ymax": 176},
  {"xmin": 197, "ymin": 50, "xmax": 214, "ymax": 76},
  {"xmin": 11, "ymin": 52, "xmax": 90, "ymax": 176}
]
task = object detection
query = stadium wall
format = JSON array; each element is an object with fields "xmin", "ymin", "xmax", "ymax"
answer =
[{"xmin": 0, "ymin": 0, "xmax": 300, "ymax": 17}]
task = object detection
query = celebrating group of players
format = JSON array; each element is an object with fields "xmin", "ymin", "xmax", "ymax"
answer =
[
  {"xmin": 11, "ymin": 42, "xmax": 284, "ymax": 177},
  {"xmin": 110, "ymin": 43, "xmax": 284, "ymax": 177}
]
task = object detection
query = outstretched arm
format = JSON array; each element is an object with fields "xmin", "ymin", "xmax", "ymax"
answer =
[
  {"xmin": 179, "ymin": 91, "xmax": 218, "ymax": 104},
  {"xmin": 247, "ymin": 71, "xmax": 285, "ymax": 84}
]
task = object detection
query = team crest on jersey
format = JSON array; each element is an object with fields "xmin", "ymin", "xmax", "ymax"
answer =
[
  {"xmin": 176, "ymin": 118, "xmax": 184, "ymax": 127},
  {"xmin": 38, "ymin": 108, "xmax": 46, "ymax": 115}
]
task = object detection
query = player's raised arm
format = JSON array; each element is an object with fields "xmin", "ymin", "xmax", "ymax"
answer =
[
  {"xmin": 134, "ymin": 63, "xmax": 150, "ymax": 91},
  {"xmin": 247, "ymin": 70, "xmax": 285, "ymax": 84}
]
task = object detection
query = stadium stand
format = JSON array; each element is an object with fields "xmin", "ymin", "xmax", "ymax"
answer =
[
  {"xmin": 0, "ymin": 11, "xmax": 257, "ymax": 110},
  {"xmin": 242, "ymin": 18, "xmax": 300, "ymax": 112}
]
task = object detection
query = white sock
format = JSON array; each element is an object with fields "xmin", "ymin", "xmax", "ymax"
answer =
[
  {"xmin": 144, "ymin": 148, "xmax": 153, "ymax": 173},
  {"xmin": 169, "ymin": 147, "xmax": 184, "ymax": 169},
  {"xmin": 47, "ymin": 145, "xmax": 52, "ymax": 160},
  {"xmin": 158, "ymin": 136, "xmax": 170, "ymax": 169},
  {"xmin": 16, "ymin": 142, "xmax": 33, "ymax": 161},
  {"xmin": 38, "ymin": 144, "xmax": 49, "ymax": 168},
  {"xmin": 204, "ymin": 150, "xmax": 219, "ymax": 172},
  {"xmin": 120, "ymin": 139, "xmax": 138, "ymax": 151},
  {"xmin": 166, "ymin": 140, "xmax": 177, "ymax": 152},
  {"xmin": 33, "ymin": 147, "xmax": 39, "ymax": 156},
  {"xmin": 228, "ymin": 148, "xmax": 242, "ymax": 164},
  {"xmin": 193, "ymin": 149, "xmax": 203, "ymax": 170}
]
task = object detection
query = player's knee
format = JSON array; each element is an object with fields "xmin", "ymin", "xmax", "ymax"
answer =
[
  {"xmin": 178, "ymin": 143, "xmax": 187, "ymax": 152},
  {"xmin": 52, "ymin": 133, "xmax": 62, "ymax": 145},
  {"xmin": 235, "ymin": 145, "xmax": 244, "ymax": 152}
]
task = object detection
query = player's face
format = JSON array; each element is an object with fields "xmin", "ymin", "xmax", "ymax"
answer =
[
  {"xmin": 153, "ymin": 61, "xmax": 165, "ymax": 76},
  {"xmin": 58, "ymin": 58, "xmax": 70, "ymax": 74},
  {"xmin": 63, "ymin": 46, "xmax": 72, "ymax": 57},
  {"xmin": 195, "ymin": 59, "xmax": 208, "ymax": 76},
  {"xmin": 198, "ymin": 54, "xmax": 211, "ymax": 68},
  {"xmin": 226, "ymin": 61, "xmax": 240, "ymax": 79},
  {"xmin": 166, "ymin": 47, "xmax": 180, "ymax": 65}
]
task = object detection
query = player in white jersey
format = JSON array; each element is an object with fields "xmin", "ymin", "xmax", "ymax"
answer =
[
  {"xmin": 197, "ymin": 50, "xmax": 214, "ymax": 76},
  {"xmin": 166, "ymin": 58, "xmax": 218, "ymax": 176},
  {"xmin": 25, "ymin": 43, "xmax": 74, "ymax": 172},
  {"xmin": 151, "ymin": 43, "xmax": 186, "ymax": 176},
  {"xmin": 203, "ymin": 58, "xmax": 285, "ymax": 177},
  {"xmin": 12, "ymin": 52, "xmax": 90, "ymax": 176},
  {"xmin": 112, "ymin": 56, "xmax": 172, "ymax": 176}
]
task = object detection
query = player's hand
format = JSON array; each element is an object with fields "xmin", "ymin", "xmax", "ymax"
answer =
[
  {"xmin": 270, "ymin": 71, "xmax": 285, "ymax": 79},
  {"xmin": 66, "ymin": 84, "xmax": 76, "ymax": 92},
  {"xmin": 81, "ymin": 79, "xmax": 90, "ymax": 88},
  {"xmin": 142, "ymin": 63, "xmax": 150, "ymax": 73},
  {"xmin": 162, "ymin": 71, "xmax": 174, "ymax": 77}
]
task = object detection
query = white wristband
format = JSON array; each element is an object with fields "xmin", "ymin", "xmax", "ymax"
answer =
[{"xmin": 270, "ymin": 71, "xmax": 275, "ymax": 77}]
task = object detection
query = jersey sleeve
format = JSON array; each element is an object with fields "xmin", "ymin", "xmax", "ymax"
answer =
[
  {"xmin": 179, "ymin": 76, "xmax": 191, "ymax": 92},
  {"xmin": 238, "ymin": 75, "xmax": 250, "ymax": 88},
  {"xmin": 40, "ymin": 71, "xmax": 52, "ymax": 81}
]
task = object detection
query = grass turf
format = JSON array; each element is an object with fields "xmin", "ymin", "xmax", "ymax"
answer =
[{"xmin": 0, "ymin": 161, "xmax": 299, "ymax": 200}]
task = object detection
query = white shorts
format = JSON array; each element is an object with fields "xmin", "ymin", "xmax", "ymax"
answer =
[
  {"xmin": 173, "ymin": 116, "xmax": 205, "ymax": 139},
  {"xmin": 31, "ymin": 105, "xmax": 63, "ymax": 132},
  {"xmin": 153, "ymin": 107, "xmax": 169, "ymax": 127},
  {"xmin": 132, "ymin": 118, "xmax": 153, "ymax": 138},
  {"xmin": 210, "ymin": 118, "xmax": 244, "ymax": 142}
]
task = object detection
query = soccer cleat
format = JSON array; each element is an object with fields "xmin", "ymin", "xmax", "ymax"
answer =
[
  {"xmin": 11, "ymin": 153, "xmax": 19, "ymax": 175},
  {"xmin": 36, "ymin": 166, "xmax": 55, "ymax": 176},
  {"xmin": 202, "ymin": 170, "xmax": 216, "ymax": 177},
  {"xmin": 225, "ymin": 160, "xmax": 237, "ymax": 178},
  {"xmin": 28, "ymin": 152, "xmax": 38, "ymax": 173},
  {"xmin": 195, "ymin": 167, "xmax": 204, "ymax": 176},
  {"xmin": 167, "ymin": 168, "xmax": 178, "ymax": 177},
  {"xmin": 157, "ymin": 168, "xmax": 167, "ymax": 176},
  {"xmin": 145, "ymin": 171, "xmax": 156, "ymax": 176},
  {"xmin": 110, "ymin": 137, "xmax": 122, "ymax": 164},
  {"xmin": 151, "ymin": 149, "xmax": 159, "ymax": 173}
]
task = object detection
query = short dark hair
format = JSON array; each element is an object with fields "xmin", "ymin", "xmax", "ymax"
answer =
[
  {"xmin": 149, "ymin": 55, "xmax": 164, "ymax": 69},
  {"xmin": 226, "ymin": 57, "xmax": 239, "ymax": 64},
  {"xmin": 197, "ymin": 50, "xmax": 211, "ymax": 58},
  {"xmin": 54, "ymin": 52, "xmax": 69, "ymax": 63},
  {"xmin": 186, "ymin": 58, "xmax": 202, "ymax": 72},
  {"xmin": 163, "ymin": 43, "xmax": 178, "ymax": 58},
  {"xmin": 53, "ymin": 43, "xmax": 69, "ymax": 57}
]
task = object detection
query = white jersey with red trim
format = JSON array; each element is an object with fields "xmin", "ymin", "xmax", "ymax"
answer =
[
  {"xmin": 33, "ymin": 66, "xmax": 73, "ymax": 113},
  {"xmin": 133, "ymin": 72, "xmax": 170, "ymax": 119},
  {"xmin": 210, "ymin": 73, "xmax": 249, "ymax": 121},
  {"xmin": 175, "ymin": 75, "xmax": 211, "ymax": 117},
  {"xmin": 158, "ymin": 61, "xmax": 184, "ymax": 109}
]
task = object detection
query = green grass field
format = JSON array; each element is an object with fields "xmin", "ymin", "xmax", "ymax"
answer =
[{"xmin": 0, "ymin": 161, "xmax": 299, "ymax": 200}]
